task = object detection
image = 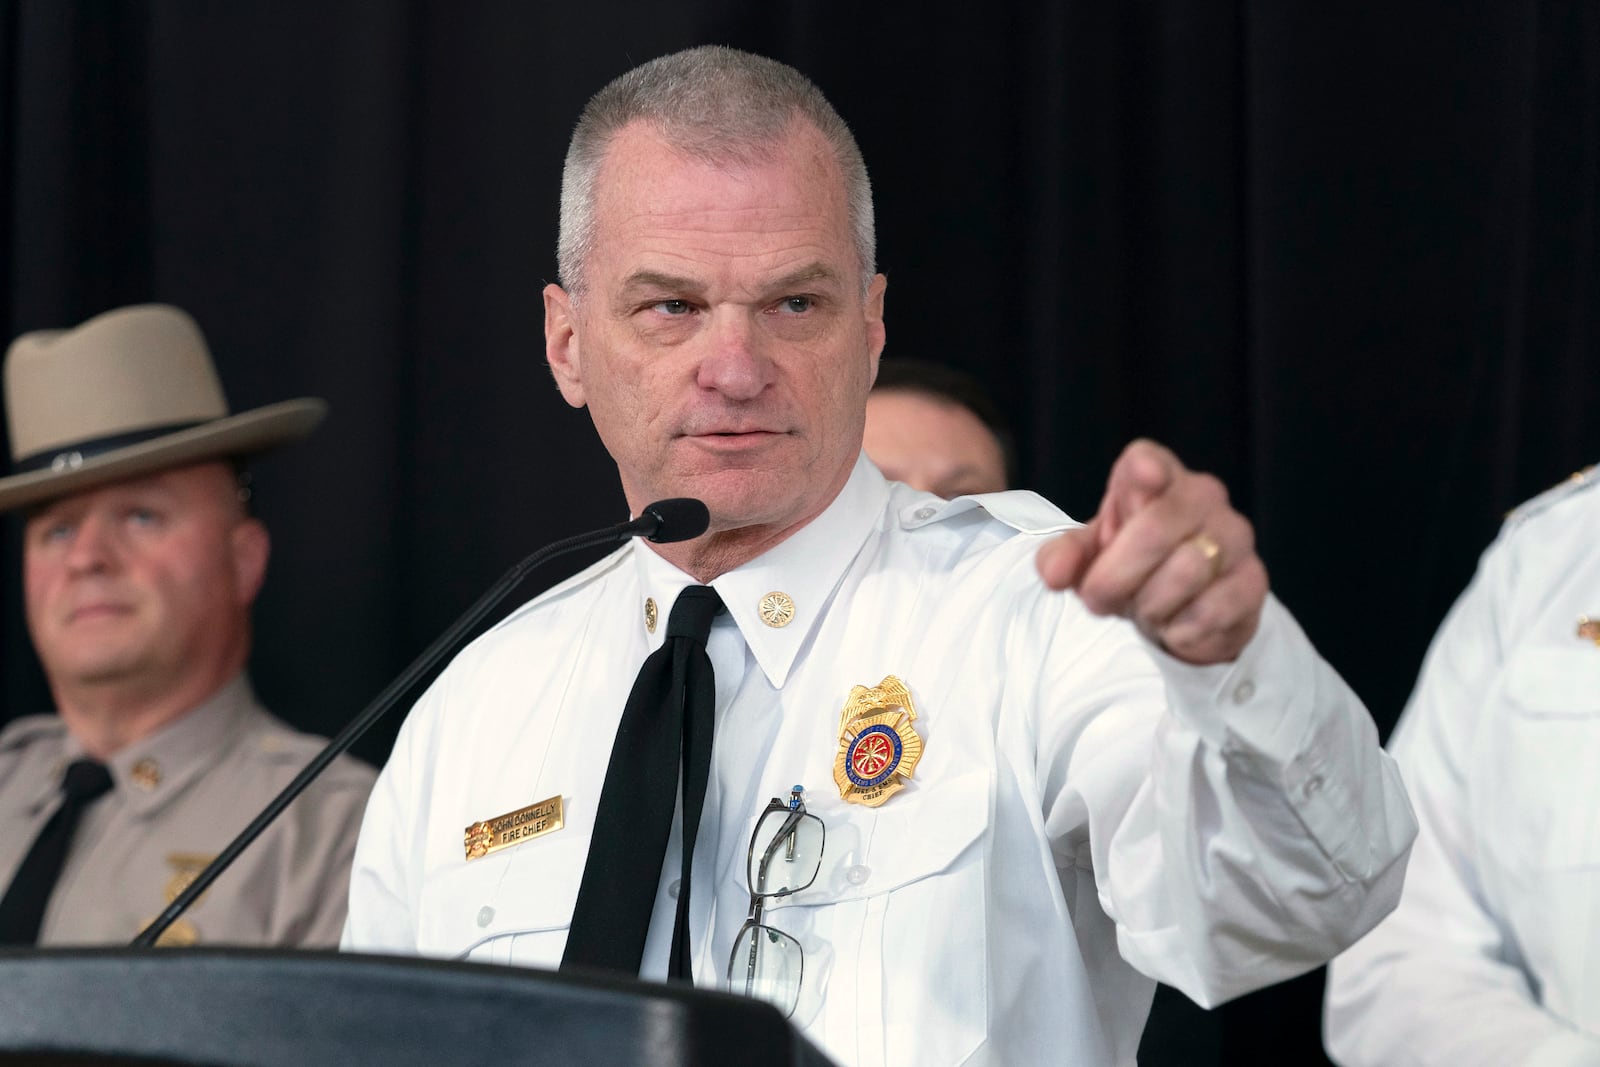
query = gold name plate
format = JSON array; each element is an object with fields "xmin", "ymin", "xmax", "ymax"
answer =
[{"xmin": 464, "ymin": 795, "xmax": 565, "ymax": 860}]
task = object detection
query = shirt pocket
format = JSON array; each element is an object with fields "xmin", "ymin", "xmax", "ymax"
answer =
[
  {"xmin": 767, "ymin": 770, "xmax": 992, "ymax": 1067},
  {"xmin": 417, "ymin": 834, "xmax": 591, "ymax": 967},
  {"xmin": 1496, "ymin": 647, "xmax": 1600, "ymax": 1029},
  {"xmin": 1497, "ymin": 647, "xmax": 1600, "ymax": 872}
]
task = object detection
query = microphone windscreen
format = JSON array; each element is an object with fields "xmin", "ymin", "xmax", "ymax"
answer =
[{"xmin": 642, "ymin": 498, "xmax": 710, "ymax": 543}]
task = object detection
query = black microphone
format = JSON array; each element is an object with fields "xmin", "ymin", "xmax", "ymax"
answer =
[
  {"xmin": 131, "ymin": 498, "xmax": 710, "ymax": 947},
  {"xmin": 617, "ymin": 498, "xmax": 711, "ymax": 544}
]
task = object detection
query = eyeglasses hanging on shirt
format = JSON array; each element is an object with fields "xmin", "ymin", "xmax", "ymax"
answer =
[{"xmin": 727, "ymin": 785, "xmax": 826, "ymax": 1018}]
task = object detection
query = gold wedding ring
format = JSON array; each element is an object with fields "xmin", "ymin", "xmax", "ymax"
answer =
[{"xmin": 1190, "ymin": 532, "xmax": 1223, "ymax": 581}]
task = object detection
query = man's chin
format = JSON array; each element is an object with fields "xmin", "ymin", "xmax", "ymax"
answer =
[
  {"xmin": 643, "ymin": 455, "xmax": 843, "ymax": 536},
  {"xmin": 48, "ymin": 650, "xmax": 150, "ymax": 689},
  {"xmin": 701, "ymin": 491, "xmax": 825, "ymax": 537}
]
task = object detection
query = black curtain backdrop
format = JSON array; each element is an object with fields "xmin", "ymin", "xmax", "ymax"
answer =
[{"xmin": 1, "ymin": 3, "xmax": 1596, "ymax": 1065}]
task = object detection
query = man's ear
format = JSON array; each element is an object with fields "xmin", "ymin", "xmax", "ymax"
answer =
[
  {"xmin": 865, "ymin": 272, "xmax": 888, "ymax": 385},
  {"xmin": 544, "ymin": 282, "xmax": 587, "ymax": 409},
  {"xmin": 230, "ymin": 519, "xmax": 270, "ymax": 609}
]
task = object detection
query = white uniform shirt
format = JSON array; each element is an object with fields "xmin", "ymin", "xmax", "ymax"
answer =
[
  {"xmin": 346, "ymin": 455, "xmax": 1414, "ymax": 1067},
  {"xmin": 1326, "ymin": 472, "xmax": 1600, "ymax": 1067}
]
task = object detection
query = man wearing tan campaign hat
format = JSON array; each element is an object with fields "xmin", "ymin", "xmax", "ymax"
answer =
[{"xmin": 0, "ymin": 303, "xmax": 375, "ymax": 948}]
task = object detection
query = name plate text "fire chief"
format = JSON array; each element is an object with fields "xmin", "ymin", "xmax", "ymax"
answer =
[{"xmin": 463, "ymin": 795, "xmax": 565, "ymax": 860}]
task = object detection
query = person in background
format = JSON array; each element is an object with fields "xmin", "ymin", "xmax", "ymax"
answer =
[
  {"xmin": 863, "ymin": 357, "xmax": 1014, "ymax": 497},
  {"xmin": 0, "ymin": 304, "xmax": 375, "ymax": 948},
  {"xmin": 1325, "ymin": 467, "xmax": 1600, "ymax": 1066}
]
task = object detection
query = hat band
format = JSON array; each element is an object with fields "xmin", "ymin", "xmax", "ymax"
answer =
[{"xmin": 13, "ymin": 420, "xmax": 210, "ymax": 476}]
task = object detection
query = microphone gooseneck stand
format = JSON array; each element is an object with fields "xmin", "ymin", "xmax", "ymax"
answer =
[{"xmin": 131, "ymin": 498, "xmax": 710, "ymax": 948}]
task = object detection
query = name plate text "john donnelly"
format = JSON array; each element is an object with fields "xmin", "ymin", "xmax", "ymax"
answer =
[{"xmin": 464, "ymin": 796, "xmax": 565, "ymax": 860}]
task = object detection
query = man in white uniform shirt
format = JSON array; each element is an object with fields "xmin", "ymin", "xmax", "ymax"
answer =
[
  {"xmin": 1325, "ymin": 470, "xmax": 1600, "ymax": 1066},
  {"xmin": 344, "ymin": 45, "xmax": 1416, "ymax": 1066}
]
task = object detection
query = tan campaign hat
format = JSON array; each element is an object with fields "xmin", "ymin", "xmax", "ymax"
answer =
[{"xmin": 0, "ymin": 304, "xmax": 326, "ymax": 512}]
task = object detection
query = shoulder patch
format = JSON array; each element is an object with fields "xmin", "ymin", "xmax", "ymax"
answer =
[
  {"xmin": 0, "ymin": 713, "xmax": 66, "ymax": 753},
  {"xmin": 1503, "ymin": 464, "xmax": 1598, "ymax": 530},
  {"xmin": 898, "ymin": 489, "xmax": 1079, "ymax": 536}
]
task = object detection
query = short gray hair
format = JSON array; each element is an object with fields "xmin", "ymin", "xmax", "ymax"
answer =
[{"xmin": 557, "ymin": 46, "xmax": 876, "ymax": 299}]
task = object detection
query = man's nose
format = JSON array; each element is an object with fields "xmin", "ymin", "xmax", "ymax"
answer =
[
  {"xmin": 695, "ymin": 310, "xmax": 773, "ymax": 401},
  {"xmin": 64, "ymin": 513, "xmax": 117, "ymax": 574}
]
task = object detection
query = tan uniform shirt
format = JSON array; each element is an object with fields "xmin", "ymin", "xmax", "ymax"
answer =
[{"xmin": 0, "ymin": 676, "xmax": 376, "ymax": 947}]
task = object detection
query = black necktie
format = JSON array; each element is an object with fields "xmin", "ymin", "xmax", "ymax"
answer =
[
  {"xmin": 0, "ymin": 758, "xmax": 114, "ymax": 945},
  {"xmin": 563, "ymin": 585, "xmax": 722, "ymax": 979}
]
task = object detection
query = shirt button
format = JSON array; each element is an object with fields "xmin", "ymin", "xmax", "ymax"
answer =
[
  {"xmin": 476, "ymin": 906, "xmax": 495, "ymax": 928},
  {"xmin": 913, "ymin": 506, "xmax": 936, "ymax": 521},
  {"xmin": 668, "ymin": 879, "xmax": 681, "ymax": 899},
  {"xmin": 1232, "ymin": 680, "xmax": 1256, "ymax": 704},
  {"xmin": 1301, "ymin": 774, "xmax": 1324, "ymax": 800},
  {"xmin": 845, "ymin": 864, "xmax": 870, "ymax": 886}
]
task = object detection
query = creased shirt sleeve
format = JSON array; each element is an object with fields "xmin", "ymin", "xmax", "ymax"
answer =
[{"xmin": 1039, "ymin": 591, "xmax": 1416, "ymax": 1009}]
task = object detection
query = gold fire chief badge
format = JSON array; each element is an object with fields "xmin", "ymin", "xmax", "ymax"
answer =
[
  {"xmin": 834, "ymin": 675, "xmax": 923, "ymax": 807},
  {"xmin": 464, "ymin": 795, "xmax": 565, "ymax": 860}
]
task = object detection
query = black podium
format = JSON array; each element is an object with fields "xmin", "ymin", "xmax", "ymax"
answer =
[{"xmin": 0, "ymin": 948, "xmax": 839, "ymax": 1066}]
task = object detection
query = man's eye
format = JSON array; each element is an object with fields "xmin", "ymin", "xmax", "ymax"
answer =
[
  {"xmin": 777, "ymin": 296, "xmax": 814, "ymax": 314},
  {"xmin": 40, "ymin": 523, "xmax": 73, "ymax": 543},
  {"xmin": 126, "ymin": 508, "xmax": 160, "ymax": 527},
  {"xmin": 654, "ymin": 299, "xmax": 693, "ymax": 316}
]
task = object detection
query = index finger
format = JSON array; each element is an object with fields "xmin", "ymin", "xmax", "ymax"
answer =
[{"xmin": 1100, "ymin": 439, "xmax": 1181, "ymax": 540}]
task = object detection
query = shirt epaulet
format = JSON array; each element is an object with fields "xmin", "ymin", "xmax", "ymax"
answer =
[
  {"xmin": 0, "ymin": 713, "xmax": 65, "ymax": 754},
  {"xmin": 897, "ymin": 488, "xmax": 1080, "ymax": 536},
  {"xmin": 1502, "ymin": 464, "xmax": 1598, "ymax": 531},
  {"xmin": 490, "ymin": 542, "xmax": 632, "ymax": 632},
  {"xmin": 250, "ymin": 725, "xmax": 376, "ymax": 786}
]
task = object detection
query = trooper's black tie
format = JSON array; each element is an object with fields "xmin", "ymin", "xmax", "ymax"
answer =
[
  {"xmin": 0, "ymin": 758, "xmax": 114, "ymax": 945},
  {"xmin": 563, "ymin": 585, "xmax": 722, "ymax": 979}
]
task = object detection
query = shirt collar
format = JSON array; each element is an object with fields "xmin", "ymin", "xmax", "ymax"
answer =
[
  {"xmin": 633, "ymin": 453, "xmax": 890, "ymax": 687},
  {"xmin": 106, "ymin": 675, "xmax": 258, "ymax": 816},
  {"xmin": 17, "ymin": 721, "xmax": 76, "ymax": 813}
]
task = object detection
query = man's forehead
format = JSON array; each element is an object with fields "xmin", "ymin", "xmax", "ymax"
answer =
[
  {"xmin": 617, "ymin": 260, "xmax": 845, "ymax": 298},
  {"xmin": 586, "ymin": 123, "xmax": 854, "ymax": 291},
  {"xmin": 595, "ymin": 119, "xmax": 847, "ymax": 218}
]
